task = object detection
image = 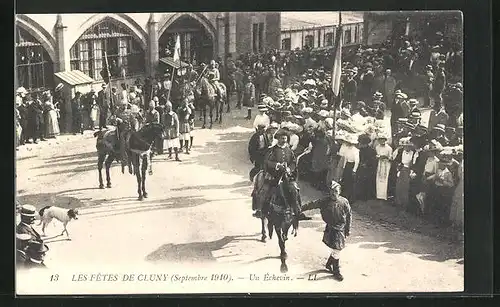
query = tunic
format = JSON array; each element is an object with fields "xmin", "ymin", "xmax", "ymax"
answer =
[
  {"xmin": 163, "ymin": 111, "xmax": 179, "ymax": 140},
  {"xmin": 301, "ymin": 196, "xmax": 352, "ymax": 250},
  {"xmin": 177, "ymin": 105, "xmax": 192, "ymax": 134}
]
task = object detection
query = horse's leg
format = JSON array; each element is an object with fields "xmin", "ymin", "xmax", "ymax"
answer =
[
  {"xmin": 219, "ymin": 99, "xmax": 223, "ymax": 124},
  {"xmin": 105, "ymin": 154, "xmax": 114, "ymax": 188},
  {"xmin": 148, "ymin": 151, "xmax": 153, "ymax": 175},
  {"xmin": 142, "ymin": 155, "xmax": 148, "ymax": 198},
  {"xmin": 226, "ymin": 91, "xmax": 230, "ymax": 113},
  {"xmin": 209, "ymin": 105, "xmax": 213, "ymax": 129},
  {"xmin": 98, "ymin": 153, "xmax": 105, "ymax": 189},
  {"xmin": 277, "ymin": 228, "xmax": 288, "ymax": 273},
  {"xmin": 260, "ymin": 216, "xmax": 268, "ymax": 243},
  {"xmin": 134, "ymin": 155, "xmax": 143, "ymax": 200},
  {"xmin": 268, "ymin": 217, "xmax": 274, "ymax": 240},
  {"xmin": 128, "ymin": 150, "xmax": 133, "ymax": 175},
  {"xmin": 202, "ymin": 104, "xmax": 207, "ymax": 129}
]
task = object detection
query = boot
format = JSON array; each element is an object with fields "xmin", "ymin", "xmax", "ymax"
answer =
[
  {"xmin": 167, "ymin": 148, "xmax": 173, "ymax": 159},
  {"xmin": 185, "ymin": 140, "xmax": 190, "ymax": 154},
  {"xmin": 189, "ymin": 136, "xmax": 193, "ymax": 150},
  {"xmin": 325, "ymin": 256, "xmax": 335, "ymax": 272},
  {"xmin": 245, "ymin": 108, "xmax": 252, "ymax": 120},
  {"xmin": 332, "ymin": 258, "xmax": 344, "ymax": 281},
  {"xmin": 179, "ymin": 140, "xmax": 184, "ymax": 151},
  {"xmin": 174, "ymin": 148, "xmax": 181, "ymax": 162}
]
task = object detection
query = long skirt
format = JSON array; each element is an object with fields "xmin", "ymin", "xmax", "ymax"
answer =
[
  {"xmin": 395, "ymin": 167, "xmax": 411, "ymax": 208},
  {"xmin": 340, "ymin": 162, "xmax": 355, "ymax": 202},
  {"xmin": 449, "ymin": 179, "xmax": 464, "ymax": 228},
  {"xmin": 333, "ymin": 156, "xmax": 346, "ymax": 182},
  {"xmin": 376, "ymin": 158, "xmax": 391, "ymax": 200},
  {"xmin": 426, "ymin": 185, "xmax": 454, "ymax": 225},
  {"xmin": 45, "ymin": 110, "xmax": 60, "ymax": 137},
  {"xmin": 355, "ymin": 165, "xmax": 376, "ymax": 201}
]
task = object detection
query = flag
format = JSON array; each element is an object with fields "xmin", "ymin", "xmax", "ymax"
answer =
[
  {"xmin": 173, "ymin": 35, "xmax": 181, "ymax": 63},
  {"xmin": 100, "ymin": 51, "xmax": 111, "ymax": 84},
  {"xmin": 331, "ymin": 23, "xmax": 343, "ymax": 98}
]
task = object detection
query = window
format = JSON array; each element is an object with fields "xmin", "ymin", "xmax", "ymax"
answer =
[
  {"xmin": 344, "ymin": 29, "xmax": 352, "ymax": 44},
  {"xmin": 324, "ymin": 32, "xmax": 334, "ymax": 46},
  {"xmin": 15, "ymin": 27, "xmax": 54, "ymax": 93},
  {"xmin": 252, "ymin": 23, "xmax": 259, "ymax": 53},
  {"xmin": 252, "ymin": 22, "xmax": 265, "ymax": 53},
  {"xmin": 69, "ymin": 19, "xmax": 145, "ymax": 81},
  {"xmin": 304, "ymin": 35, "xmax": 314, "ymax": 49},
  {"xmin": 354, "ymin": 25, "xmax": 360, "ymax": 43},
  {"xmin": 282, "ymin": 38, "xmax": 291, "ymax": 50}
]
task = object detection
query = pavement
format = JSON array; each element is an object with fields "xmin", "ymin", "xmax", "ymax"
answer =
[{"xmin": 15, "ymin": 103, "xmax": 463, "ymax": 295}]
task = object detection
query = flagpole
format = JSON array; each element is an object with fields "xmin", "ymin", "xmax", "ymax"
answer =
[
  {"xmin": 166, "ymin": 67, "xmax": 175, "ymax": 103},
  {"xmin": 332, "ymin": 11, "xmax": 342, "ymax": 135}
]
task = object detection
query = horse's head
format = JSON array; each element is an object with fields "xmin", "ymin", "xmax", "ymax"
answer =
[{"xmin": 139, "ymin": 122, "xmax": 165, "ymax": 142}]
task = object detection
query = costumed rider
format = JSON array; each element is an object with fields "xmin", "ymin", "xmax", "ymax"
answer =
[
  {"xmin": 255, "ymin": 128, "xmax": 310, "ymax": 220},
  {"xmin": 115, "ymin": 100, "xmax": 135, "ymax": 174},
  {"xmin": 301, "ymin": 180, "xmax": 352, "ymax": 281},
  {"xmin": 207, "ymin": 60, "xmax": 222, "ymax": 98}
]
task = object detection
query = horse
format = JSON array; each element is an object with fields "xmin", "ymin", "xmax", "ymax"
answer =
[
  {"xmin": 253, "ymin": 169, "xmax": 301, "ymax": 273},
  {"xmin": 127, "ymin": 122, "xmax": 165, "ymax": 200},
  {"xmin": 194, "ymin": 76, "xmax": 227, "ymax": 129}
]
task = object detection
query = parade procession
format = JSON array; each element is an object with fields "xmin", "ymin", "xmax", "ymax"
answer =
[{"xmin": 15, "ymin": 11, "xmax": 464, "ymax": 294}]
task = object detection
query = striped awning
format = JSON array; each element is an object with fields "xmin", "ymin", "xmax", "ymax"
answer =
[
  {"xmin": 159, "ymin": 57, "xmax": 189, "ymax": 69},
  {"xmin": 54, "ymin": 70, "xmax": 95, "ymax": 86}
]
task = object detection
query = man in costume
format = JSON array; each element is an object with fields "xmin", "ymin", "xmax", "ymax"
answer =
[{"xmin": 301, "ymin": 180, "xmax": 352, "ymax": 281}]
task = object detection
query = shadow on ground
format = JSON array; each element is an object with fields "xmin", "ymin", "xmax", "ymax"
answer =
[{"xmin": 146, "ymin": 234, "xmax": 259, "ymax": 263}]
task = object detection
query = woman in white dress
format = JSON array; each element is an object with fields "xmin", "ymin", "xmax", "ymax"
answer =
[
  {"xmin": 43, "ymin": 91, "xmax": 60, "ymax": 138},
  {"xmin": 375, "ymin": 133, "xmax": 393, "ymax": 200}
]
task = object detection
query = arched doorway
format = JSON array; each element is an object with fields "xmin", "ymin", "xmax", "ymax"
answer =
[
  {"xmin": 159, "ymin": 15, "xmax": 214, "ymax": 66},
  {"xmin": 15, "ymin": 27, "xmax": 54, "ymax": 94},
  {"xmin": 69, "ymin": 18, "xmax": 146, "ymax": 81}
]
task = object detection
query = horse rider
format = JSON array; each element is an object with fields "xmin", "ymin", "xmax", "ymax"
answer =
[
  {"xmin": 115, "ymin": 102, "xmax": 136, "ymax": 173},
  {"xmin": 254, "ymin": 129, "xmax": 303, "ymax": 219},
  {"xmin": 16, "ymin": 205, "xmax": 43, "ymax": 243},
  {"xmin": 207, "ymin": 59, "xmax": 223, "ymax": 98},
  {"xmin": 248, "ymin": 123, "xmax": 271, "ymax": 182},
  {"xmin": 301, "ymin": 180, "xmax": 352, "ymax": 281}
]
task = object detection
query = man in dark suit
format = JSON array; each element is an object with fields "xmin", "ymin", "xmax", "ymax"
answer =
[
  {"xmin": 16, "ymin": 233, "xmax": 32, "ymax": 269},
  {"xmin": 248, "ymin": 124, "xmax": 270, "ymax": 181},
  {"xmin": 16, "ymin": 205, "xmax": 43, "ymax": 243},
  {"xmin": 98, "ymin": 83, "xmax": 111, "ymax": 130},
  {"xmin": 24, "ymin": 241, "xmax": 49, "ymax": 269},
  {"xmin": 27, "ymin": 95, "xmax": 45, "ymax": 143}
]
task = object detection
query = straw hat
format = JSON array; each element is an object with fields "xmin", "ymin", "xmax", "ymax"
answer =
[
  {"xmin": 268, "ymin": 122, "xmax": 280, "ymax": 129},
  {"xmin": 303, "ymin": 79, "xmax": 316, "ymax": 86},
  {"xmin": 395, "ymin": 92, "xmax": 408, "ymax": 99},
  {"xmin": 317, "ymin": 110, "xmax": 329, "ymax": 118},
  {"xmin": 257, "ymin": 104, "xmax": 268, "ymax": 112},
  {"xmin": 433, "ymin": 124, "xmax": 446, "ymax": 133},
  {"xmin": 408, "ymin": 98, "xmax": 419, "ymax": 105},
  {"xmin": 344, "ymin": 133, "xmax": 359, "ymax": 145},
  {"xmin": 16, "ymin": 87, "xmax": 27, "ymax": 95},
  {"xmin": 320, "ymin": 99, "xmax": 329, "ymax": 108},
  {"xmin": 399, "ymin": 137, "xmax": 413, "ymax": 147},
  {"xmin": 301, "ymin": 107, "xmax": 313, "ymax": 114},
  {"xmin": 20, "ymin": 204, "xmax": 36, "ymax": 217}
]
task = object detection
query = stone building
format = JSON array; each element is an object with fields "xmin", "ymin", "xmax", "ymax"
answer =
[{"xmin": 15, "ymin": 12, "xmax": 281, "ymax": 94}]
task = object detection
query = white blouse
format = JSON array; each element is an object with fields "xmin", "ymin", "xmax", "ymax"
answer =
[
  {"xmin": 376, "ymin": 144, "xmax": 393, "ymax": 159},
  {"xmin": 339, "ymin": 145, "xmax": 360, "ymax": 172},
  {"xmin": 424, "ymin": 156, "xmax": 439, "ymax": 174},
  {"xmin": 289, "ymin": 134, "xmax": 299, "ymax": 151}
]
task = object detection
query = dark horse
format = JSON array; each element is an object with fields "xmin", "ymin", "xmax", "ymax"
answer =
[
  {"xmin": 94, "ymin": 123, "xmax": 164, "ymax": 200},
  {"xmin": 194, "ymin": 76, "xmax": 227, "ymax": 129},
  {"xmin": 254, "ymin": 169, "xmax": 301, "ymax": 273}
]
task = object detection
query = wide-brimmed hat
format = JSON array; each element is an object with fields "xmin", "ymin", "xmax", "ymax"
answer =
[
  {"xmin": 298, "ymin": 89, "xmax": 309, "ymax": 101},
  {"xmin": 262, "ymin": 97, "xmax": 274, "ymax": 106},
  {"xmin": 424, "ymin": 139, "xmax": 444, "ymax": 152},
  {"xmin": 301, "ymin": 107, "xmax": 313, "ymax": 114},
  {"xmin": 329, "ymin": 180, "xmax": 341, "ymax": 190},
  {"xmin": 399, "ymin": 137, "xmax": 413, "ymax": 146},
  {"xmin": 344, "ymin": 134, "xmax": 359, "ymax": 145},
  {"xmin": 16, "ymin": 87, "xmax": 27, "ymax": 95},
  {"xmin": 268, "ymin": 122, "xmax": 279, "ymax": 130},
  {"xmin": 20, "ymin": 205, "xmax": 36, "ymax": 217},
  {"xmin": 26, "ymin": 241, "xmax": 49, "ymax": 256},
  {"xmin": 403, "ymin": 122, "xmax": 416, "ymax": 130},
  {"xmin": 410, "ymin": 111, "xmax": 421, "ymax": 119},
  {"xmin": 408, "ymin": 98, "xmax": 419, "ymax": 105},
  {"xmin": 257, "ymin": 104, "xmax": 268, "ymax": 111},
  {"xmin": 395, "ymin": 92, "xmax": 408, "ymax": 99},
  {"xmin": 433, "ymin": 124, "xmax": 446, "ymax": 133},
  {"xmin": 438, "ymin": 149, "xmax": 454, "ymax": 164},
  {"xmin": 274, "ymin": 128, "xmax": 290, "ymax": 139},
  {"xmin": 288, "ymin": 123, "xmax": 303, "ymax": 133},
  {"xmin": 317, "ymin": 110, "xmax": 329, "ymax": 118},
  {"xmin": 397, "ymin": 118, "xmax": 409, "ymax": 124}
]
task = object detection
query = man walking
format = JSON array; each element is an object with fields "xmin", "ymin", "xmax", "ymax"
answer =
[{"xmin": 301, "ymin": 181, "xmax": 352, "ymax": 281}]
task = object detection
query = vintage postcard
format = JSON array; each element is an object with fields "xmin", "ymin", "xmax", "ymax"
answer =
[{"xmin": 15, "ymin": 11, "xmax": 464, "ymax": 295}]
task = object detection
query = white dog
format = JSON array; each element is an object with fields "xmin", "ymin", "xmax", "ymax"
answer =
[{"xmin": 38, "ymin": 206, "xmax": 79, "ymax": 238}]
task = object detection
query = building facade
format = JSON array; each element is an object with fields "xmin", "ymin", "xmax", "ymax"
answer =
[{"xmin": 15, "ymin": 12, "xmax": 281, "ymax": 94}]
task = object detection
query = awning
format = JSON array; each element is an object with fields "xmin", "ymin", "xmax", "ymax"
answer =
[
  {"xmin": 159, "ymin": 57, "xmax": 189, "ymax": 69},
  {"xmin": 54, "ymin": 70, "xmax": 95, "ymax": 86}
]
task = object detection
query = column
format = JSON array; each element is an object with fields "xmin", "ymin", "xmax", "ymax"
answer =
[
  {"xmin": 228, "ymin": 13, "xmax": 237, "ymax": 55},
  {"xmin": 54, "ymin": 14, "xmax": 72, "ymax": 133},
  {"xmin": 147, "ymin": 13, "xmax": 159, "ymax": 77},
  {"xmin": 216, "ymin": 14, "xmax": 226, "ymax": 59}
]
